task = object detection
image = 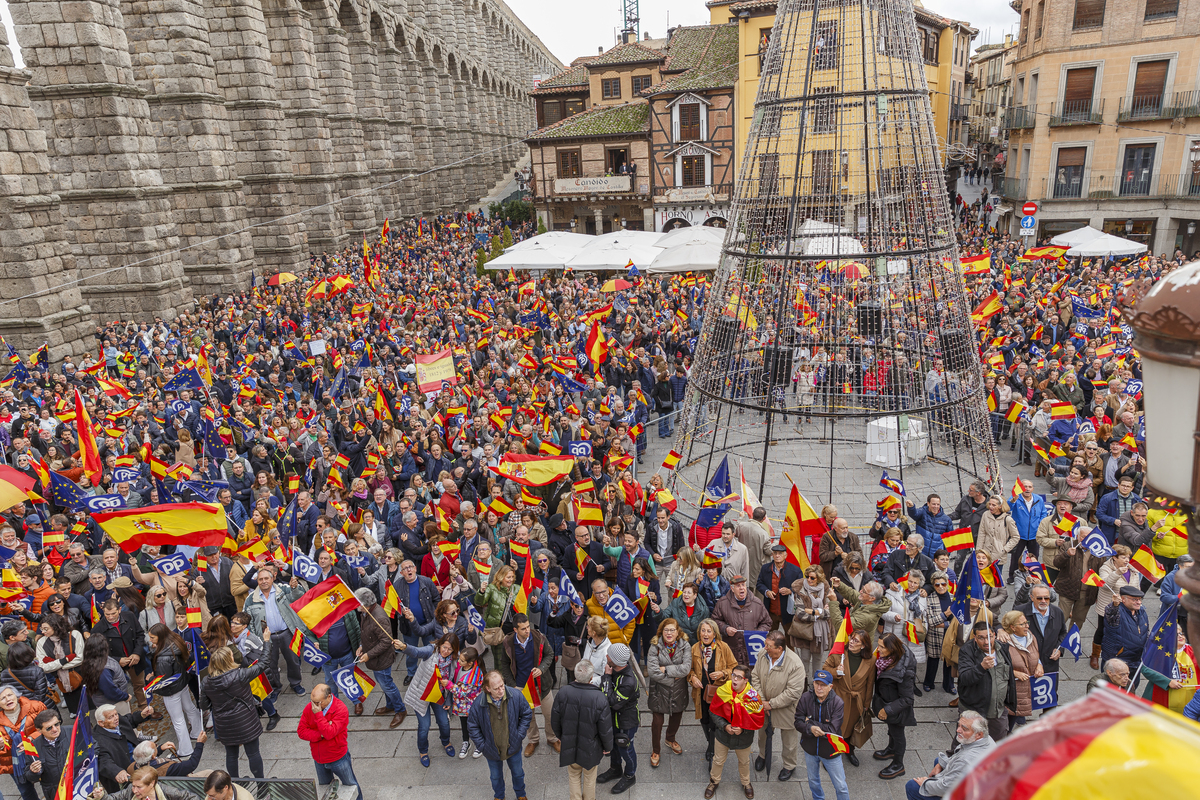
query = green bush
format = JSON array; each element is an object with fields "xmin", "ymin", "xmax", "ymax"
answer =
[{"xmin": 488, "ymin": 199, "xmax": 535, "ymax": 225}]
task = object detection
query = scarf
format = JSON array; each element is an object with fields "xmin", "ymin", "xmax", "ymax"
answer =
[
  {"xmin": 1065, "ymin": 474, "xmax": 1091, "ymax": 502},
  {"xmin": 803, "ymin": 581, "xmax": 826, "ymax": 605},
  {"xmin": 875, "ymin": 653, "xmax": 897, "ymax": 674}
]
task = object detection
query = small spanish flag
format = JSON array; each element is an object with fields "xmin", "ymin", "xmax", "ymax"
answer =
[
  {"xmin": 420, "ymin": 666, "xmax": 444, "ymax": 704},
  {"xmin": 573, "ymin": 477, "xmax": 596, "ymax": 494},
  {"xmin": 522, "ymin": 674, "xmax": 542, "ymax": 710},
  {"xmin": 519, "ymin": 486, "xmax": 542, "ymax": 506},
  {"xmin": 90, "ymin": 596, "xmax": 101, "ymax": 626},
  {"xmin": 1005, "ymin": 401, "xmax": 1028, "ymax": 423},
  {"xmin": 826, "ymin": 733, "xmax": 850, "ymax": 755},
  {"xmin": 288, "ymin": 475, "xmax": 300, "ymax": 494},
  {"xmin": 573, "ymin": 499, "xmax": 604, "ymax": 526},
  {"xmin": 382, "ymin": 583, "xmax": 402, "ymax": 618},
  {"xmin": 941, "ymin": 527, "xmax": 974, "ymax": 552},
  {"xmin": 1082, "ymin": 569, "xmax": 1104, "ymax": 587},
  {"xmin": 1130, "ymin": 546, "xmax": 1165, "ymax": 582},
  {"xmin": 1049, "ymin": 401, "xmax": 1076, "ymax": 420},
  {"xmin": 1054, "ymin": 513, "xmax": 1080, "ymax": 537},
  {"xmin": 903, "ymin": 620, "xmax": 920, "ymax": 644},
  {"xmin": 509, "ymin": 540, "xmax": 530, "ymax": 562},
  {"xmin": 829, "ymin": 608, "xmax": 853, "ymax": 656},
  {"xmin": 661, "ymin": 450, "xmax": 682, "ymax": 471},
  {"xmin": 437, "ymin": 540, "xmax": 461, "ymax": 561},
  {"xmin": 981, "ymin": 561, "xmax": 1006, "ymax": 589},
  {"xmin": 487, "ymin": 497, "xmax": 515, "ymax": 516},
  {"xmin": 1048, "ymin": 441, "xmax": 1066, "ymax": 458},
  {"xmin": 896, "ymin": 572, "xmax": 911, "ymax": 591},
  {"xmin": 186, "ymin": 606, "xmax": 203, "ymax": 629},
  {"xmin": 249, "ymin": 673, "xmax": 272, "ymax": 700}
]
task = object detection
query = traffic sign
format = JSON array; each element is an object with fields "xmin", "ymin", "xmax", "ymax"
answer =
[
  {"xmin": 1020, "ymin": 215, "xmax": 1036, "ymax": 229},
  {"xmin": 1022, "ymin": 202, "xmax": 1038, "ymax": 216}
]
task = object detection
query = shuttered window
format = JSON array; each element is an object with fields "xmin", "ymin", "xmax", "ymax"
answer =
[
  {"xmin": 758, "ymin": 154, "xmax": 780, "ymax": 196},
  {"xmin": 681, "ymin": 155, "xmax": 705, "ymax": 187},
  {"xmin": 812, "ymin": 150, "xmax": 837, "ymax": 193},
  {"xmin": 1063, "ymin": 68, "xmax": 1096, "ymax": 103},
  {"xmin": 1056, "ymin": 147, "xmax": 1087, "ymax": 167},
  {"xmin": 1132, "ymin": 60, "xmax": 1168, "ymax": 99},
  {"xmin": 1073, "ymin": 0, "xmax": 1105, "ymax": 27},
  {"xmin": 812, "ymin": 87, "xmax": 836, "ymax": 134},
  {"xmin": 1144, "ymin": 0, "xmax": 1178, "ymax": 19},
  {"xmin": 558, "ymin": 150, "xmax": 581, "ymax": 178},
  {"xmin": 542, "ymin": 101, "xmax": 562, "ymax": 126},
  {"xmin": 678, "ymin": 104, "xmax": 701, "ymax": 141}
]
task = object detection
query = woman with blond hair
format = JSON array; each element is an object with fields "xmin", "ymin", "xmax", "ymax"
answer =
[
  {"xmin": 689, "ymin": 618, "xmax": 737, "ymax": 764},
  {"xmin": 647, "ymin": 617, "xmax": 691, "ymax": 766},
  {"xmin": 581, "ymin": 615, "xmax": 611, "ymax": 686},
  {"xmin": 790, "ymin": 565, "xmax": 833, "ymax": 677},
  {"xmin": 199, "ymin": 646, "xmax": 266, "ymax": 778},
  {"xmin": 664, "ymin": 546, "xmax": 701, "ymax": 594}
]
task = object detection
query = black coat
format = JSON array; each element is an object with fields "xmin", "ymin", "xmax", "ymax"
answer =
[
  {"xmin": 551, "ymin": 680, "xmax": 614, "ymax": 769},
  {"xmin": 91, "ymin": 611, "xmax": 145, "ymax": 666},
  {"xmin": 958, "ymin": 638, "xmax": 1015, "ymax": 718},
  {"xmin": 1015, "ymin": 602, "xmax": 1068, "ymax": 670},
  {"xmin": 33, "ymin": 732, "xmax": 70, "ymax": 797},
  {"xmin": 200, "ymin": 664, "xmax": 265, "ymax": 746},
  {"xmin": 94, "ymin": 714, "xmax": 145, "ymax": 792},
  {"xmin": 872, "ymin": 649, "xmax": 917, "ymax": 728},
  {"xmin": 645, "ymin": 519, "xmax": 684, "ymax": 562},
  {"xmin": 601, "ymin": 664, "xmax": 640, "ymax": 730}
]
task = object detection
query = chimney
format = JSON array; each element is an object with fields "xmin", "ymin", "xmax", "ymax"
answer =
[
  {"xmin": 644, "ymin": 32, "xmax": 650, "ymax": 40},
  {"xmin": 598, "ymin": 46, "xmax": 604, "ymax": 54},
  {"xmin": 1004, "ymin": 33, "xmax": 1013, "ymax": 46}
]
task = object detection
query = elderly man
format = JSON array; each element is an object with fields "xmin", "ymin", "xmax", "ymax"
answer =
[
  {"xmin": 551, "ymin": 660, "xmax": 614, "ymax": 800},
  {"xmin": 93, "ymin": 703, "xmax": 158, "ymax": 792},
  {"xmin": 468, "ymin": 671, "xmax": 533, "ymax": 800},
  {"xmin": 396, "ymin": 559, "xmax": 439, "ymax": 684},
  {"xmin": 1101, "ymin": 585, "xmax": 1150, "ymax": 669},
  {"xmin": 905, "ymin": 711, "xmax": 996, "ymax": 798},
  {"xmin": 1014, "ymin": 584, "xmax": 1066, "ymax": 690},
  {"xmin": 711, "ymin": 575, "xmax": 771, "ymax": 664},
  {"xmin": 129, "ymin": 730, "xmax": 209, "ymax": 777},
  {"xmin": 750, "ymin": 631, "xmax": 806, "ymax": 781},
  {"xmin": 756, "ymin": 544, "xmax": 803, "ymax": 632},
  {"xmin": 956, "ymin": 621, "xmax": 1011, "ymax": 743},
  {"xmin": 884, "ymin": 535, "xmax": 935, "ymax": 589},
  {"xmin": 1086, "ymin": 658, "xmax": 1131, "ymax": 692},
  {"xmin": 243, "ymin": 564, "xmax": 307, "ymax": 697},
  {"xmin": 353, "ymin": 588, "xmax": 406, "ymax": 729},
  {"xmin": 829, "ymin": 576, "xmax": 890, "ymax": 646}
]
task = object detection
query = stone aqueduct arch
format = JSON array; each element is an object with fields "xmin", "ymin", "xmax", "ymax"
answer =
[{"xmin": 0, "ymin": 0, "xmax": 560, "ymax": 360}]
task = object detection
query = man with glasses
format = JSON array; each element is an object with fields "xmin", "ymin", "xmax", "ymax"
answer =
[
  {"xmin": 1013, "ymin": 584, "xmax": 1066, "ymax": 710},
  {"xmin": 30, "ymin": 710, "xmax": 70, "ymax": 800},
  {"xmin": 243, "ymin": 564, "xmax": 307, "ymax": 696},
  {"xmin": 904, "ymin": 712, "xmax": 996, "ymax": 798},
  {"xmin": 397, "ymin": 559, "xmax": 439, "ymax": 685}
]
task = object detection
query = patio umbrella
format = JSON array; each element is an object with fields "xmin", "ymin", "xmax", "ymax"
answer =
[
  {"xmin": 601, "ymin": 278, "xmax": 634, "ymax": 292},
  {"xmin": 1066, "ymin": 233, "xmax": 1147, "ymax": 257},
  {"xmin": 840, "ymin": 261, "xmax": 870, "ymax": 281},
  {"xmin": 0, "ymin": 465, "xmax": 36, "ymax": 511},
  {"xmin": 564, "ymin": 234, "xmax": 663, "ymax": 272},
  {"xmin": 654, "ymin": 225, "xmax": 726, "ymax": 248},
  {"xmin": 503, "ymin": 231, "xmax": 595, "ymax": 253},
  {"xmin": 267, "ymin": 272, "xmax": 298, "ymax": 286},
  {"xmin": 647, "ymin": 240, "xmax": 723, "ymax": 273},
  {"xmin": 1050, "ymin": 225, "xmax": 1104, "ymax": 248},
  {"xmin": 487, "ymin": 236, "xmax": 590, "ymax": 270}
]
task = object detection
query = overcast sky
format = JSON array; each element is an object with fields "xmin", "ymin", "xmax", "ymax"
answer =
[{"xmin": 1, "ymin": 0, "xmax": 1019, "ymax": 78}]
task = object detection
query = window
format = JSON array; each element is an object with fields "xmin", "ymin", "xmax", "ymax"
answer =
[
  {"xmin": 1144, "ymin": 0, "xmax": 1178, "ymax": 19},
  {"xmin": 601, "ymin": 78, "xmax": 621, "ymax": 99},
  {"xmin": 814, "ymin": 22, "xmax": 839, "ymax": 70},
  {"xmin": 542, "ymin": 101, "xmax": 562, "ymax": 126},
  {"xmin": 757, "ymin": 91, "xmax": 782, "ymax": 137},
  {"xmin": 678, "ymin": 103, "xmax": 701, "ymax": 141},
  {"xmin": 758, "ymin": 28, "xmax": 771, "ymax": 75},
  {"xmin": 632, "ymin": 75, "xmax": 653, "ymax": 94},
  {"xmin": 1054, "ymin": 147, "xmax": 1086, "ymax": 198},
  {"xmin": 1130, "ymin": 60, "xmax": 1169, "ymax": 117},
  {"xmin": 1061, "ymin": 67, "xmax": 1096, "ymax": 120},
  {"xmin": 607, "ymin": 148, "xmax": 629, "ymax": 174},
  {"xmin": 1120, "ymin": 144, "xmax": 1155, "ymax": 195},
  {"xmin": 922, "ymin": 29, "xmax": 939, "ymax": 64},
  {"xmin": 758, "ymin": 154, "xmax": 780, "ymax": 196},
  {"xmin": 1036, "ymin": 1, "xmax": 1045, "ymax": 37},
  {"xmin": 811, "ymin": 87, "xmax": 836, "ymax": 134},
  {"xmin": 681, "ymin": 155, "xmax": 705, "ymax": 186},
  {"xmin": 1021, "ymin": 10, "xmax": 1030, "ymax": 43},
  {"xmin": 564, "ymin": 98, "xmax": 584, "ymax": 117},
  {"xmin": 558, "ymin": 149, "xmax": 581, "ymax": 178},
  {"xmin": 1073, "ymin": 0, "xmax": 1105, "ymax": 28},
  {"xmin": 812, "ymin": 150, "xmax": 838, "ymax": 194}
]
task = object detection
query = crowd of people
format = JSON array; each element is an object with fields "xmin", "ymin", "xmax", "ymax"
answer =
[{"xmin": 0, "ymin": 201, "xmax": 1193, "ymax": 800}]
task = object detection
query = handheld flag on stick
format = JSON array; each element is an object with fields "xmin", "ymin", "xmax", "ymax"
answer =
[{"xmin": 289, "ymin": 575, "xmax": 361, "ymax": 637}]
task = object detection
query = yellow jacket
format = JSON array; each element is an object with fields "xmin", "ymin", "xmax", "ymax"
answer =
[
  {"xmin": 586, "ymin": 595, "xmax": 635, "ymax": 644},
  {"xmin": 1147, "ymin": 510, "xmax": 1189, "ymax": 559}
]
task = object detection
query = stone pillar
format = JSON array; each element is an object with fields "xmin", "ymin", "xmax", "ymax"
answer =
[
  {"xmin": 0, "ymin": 20, "xmax": 94, "ymax": 360},
  {"xmin": 120, "ymin": 0, "xmax": 255, "ymax": 296},
  {"xmin": 205, "ymin": 0, "xmax": 305, "ymax": 275},
  {"xmin": 407, "ymin": 41, "xmax": 433, "ymax": 212},
  {"xmin": 444, "ymin": 66, "xmax": 467, "ymax": 204},
  {"xmin": 264, "ymin": 1, "xmax": 346, "ymax": 252},
  {"xmin": 347, "ymin": 28, "xmax": 387, "ymax": 226},
  {"xmin": 10, "ymin": 0, "xmax": 192, "ymax": 320},
  {"xmin": 380, "ymin": 39, "xmax": 417, "ymax": 216},
  {"xmin": 422, "ymin": 56, "xmax": 446, "ymax": 214}
]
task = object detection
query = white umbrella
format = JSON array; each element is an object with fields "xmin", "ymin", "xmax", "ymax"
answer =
[
  {"xmin": 646, "ymin": 240, "xmax": 723, "ymax": 273},
  {"xmin": 803, "ymin": 235, "xmax": 865, "ymax": 257},
  {"xmin": 1065, "ymin": 233, "xmax": 1147, "ymax": 257},
  {"xmin": 563, "ymin": 234, "xmax": 663, "ymax": 271},
  {"xmin": 502, "ymin": 230, "xmax": 594, "ymax": 253},
  {"xmin": 1050, "ymin": 225, "xmax": 1105, "ymax": 248},
  {"xmin": 486, "ymin": 236, "xmax": 589, "ymax": 270},
  {"xmin": 798, "ymin": 218, "xmax": 850, "ymax": 236},
  {"xmin": 654, "ymin": 225, "xmax": 727, "ymax": 248}
]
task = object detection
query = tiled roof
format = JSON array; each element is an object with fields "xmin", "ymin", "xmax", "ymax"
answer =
[
  {"xmin": 587, "ymin": 41, "xmax": 666, "ymax": 67},
  {"xmin": 728, "ymin": 0, "xmax": 777, "ymax": 13},
  {"xmin": 531, "ymin": 64, "xmax": 588, "ymax": 95},
  {"xmin": 642, "ymin": 24, "xmax": 739, "ymax": 95},
  {"xmin": 525, "ymin": 102, "xmax": 651, "ymax": 140}
]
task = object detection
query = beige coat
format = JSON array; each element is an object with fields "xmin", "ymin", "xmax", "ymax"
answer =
[
  {"xmin": 1036, "ymin": 516, "xmax": 1064, "ymax": 570},
  {"xmin": 735, "ymin": 518, "xmax": 773, "ymax": 584},
  {"xmin": 976, "ymin": 511, "xmax": 1019, "ymax": 560},
  {"xmin": 749, "ymin": 646, "xmax": 807, "ymax": 730}
]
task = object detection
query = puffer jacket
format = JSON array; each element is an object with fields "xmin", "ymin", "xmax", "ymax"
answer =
[
  {"xmin": 474, "ymin": 582, "xmax": 518, "ymax": 630},
  {"xmin": 200, "ymin": 664, "xmax": 265, "ymax": 746},
  {"xmin": 871, "ymin": 648, "xmax": 917, "ymax": 728},
  {"xmin": 551, "ymin": 680, "xmax": 614, "ymax": 770},
  {"xmin": 149, "ymin": 641, "xmax": 190, "ymax": 697},
  {"xmin": 1, "ymin": 664, "xmax": 52, "ymax": 708},
  {"xmin": 601, "ymin": 664, "xmax": 640, "ymax": 731},
  {"xmin": 912, "ymin": 505, "xmax": 955, "ymax": 557},
  {"xmin": 646, "ymin": 637, "xmax": 691, "ymax": 715},
  {"xmin": 664, "ymin": 595, "xmax": 708, "ymax": 644}
]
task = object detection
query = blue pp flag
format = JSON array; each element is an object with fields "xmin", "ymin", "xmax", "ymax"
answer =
[
  {"xmin": 566, "ymin": 441, "xmax": 593, "ymax": 458},
  {"xmin": 1061, "ymin": 622, "xmax": 1083, "ymax": 662},
  {"xmin": 603, "ymin": 586, "xmax": 638, "ymax": 627},
  {"xmin": 466, "ymin": 604, "xmax": 485, "ymax": 631},
  {"xmin": 949, "ymin": 550, "xmax": 986, "ymax": 626},
  {"xmin": 151, "ymin": 552, "xmax": 191, "ymax": 577},
  {"xmin": 344, "ymin": 553, "xmax": 371, "ymax": 570},
  {"xmin": 743, "ymin": 630, "xmax": 767, "ymax": 666},
  {"xmin": 295, "ymin": 632, "xmax": 330, "ymax": 667},
  {"xmin": 162, "ymin": 367, "xmax": 205, "ymax": 393},
  {"xmin": 558, "ymin": 572, "xmax": 583, "ymax": 608},
  {"xmin": 293, "ymin": 553, "xmax": 323, "ymax": 584},
  {"xmin": 1141, "ymin": 599, "xmax": 1182, "ymax": 680},
  {"xmin": 1030, "ymin": 672, "xmax": 1059, "ymax": 710},
  {"xmin": 84, "ymin": 494, "xmax": 126, "ymax": 513},
  {"xmin": 1082, "ymin": 527, "xmax": 1116, "ymax": 557},
  {"xmin": 111, "ymin": 467, "xmax": 141, "ymax": 484},
  {"xmin": 331, "ymin": 664, "xmax": 370, "ymax": 702}
]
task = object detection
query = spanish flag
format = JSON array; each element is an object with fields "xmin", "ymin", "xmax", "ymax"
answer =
[
  {"xmin": 249, "ymin": 673, "xmax": 272, "ymax": 701},
  {"xmin": 74, "ymin": 389, "xmax": 102, "ymax": 486},
  {"xmin": 92, "ymin": 502, "xmax": 228, "ymax": 553},
  {"xmin": 289, "ymin": 575, "xmax": 361, "ymax": 637},
  {"xmin": 186, "ymin": 606, "xmax": 203, "ymax": 629},
  {"xmin": 981, "ymin": 560, "xmax": 1006, "ymax": 588},
  {"xmin": 437, "ymin": 540, "xmax": 461, "ymax": 561},
  {"xmin": 585, "ymin": 320, "xmax": 608, "ymax": 369},
  {"xmin": 1024, "ymin": 245, "xmax": 1068, "ymax": 260},
  {"xmin": 581, "ymin": 304, "xmax": 612, "ymax": 326},
  {"xmin": 970, "ymin": 291, "xmax": 1004, "ymax": 326},
  {"xmin": 829, "ymin": 608, "xmax": 853, "ymax": 655},
  {"xmin": 420, "ymin": 666, "xmax": 444, "ymax": 704},
  {"xmin": 487, "ymin": 497, "xmax": 515, "ymax": 516},
  {"xmin": 903, "ymin": 620, "xmax": 920, "ymax": 644},
  {"xmin": 90, "ymin": 596, "xmax": 101, "ymax": 626},
  {"xmin": 942, "ymin": 527, "xmax": 975, "ymax": 552},
  {"xmin": 573, "ymin": 498, "xmax": 604, "ymax": 526},
  {"xmin": 514, "ymin": 556, "xmax": 533, "ymax": 615},
  {"xmin": 573, "ymin": 477, "xmax": 596, "ymax": 494},
  {"xmin": 522, "ymin": 673, "xmax": 541, "ymax": 709},
  {"xmin": 1130, "ymin": 546, "xmax": 1165, "ymax": 582},
  {"xmin": 826, "ymin": 733, "xmax": 850, "ymax": 755},
  {"xmin": 779, "ymin": 483, "xmax": 817, "ymax": 570},
  {"xmin": 1049, "ymin": 401, "xmax": 1076, "ymax": 420},
  {"xmin": 1005, "ymin": 401, "xmax": 1027, "ymax": 423},
  {"xmin": 661, "ymin": 450, "xmax": 682, "ymax": 471},
  {"xmin": 489, "ymin": 454, "xmax": 575, "ymax": 487},
  {"xmin": 961, "ymin": 252, "xmax": 991, "ymax": 275},
  {"xmin": 509, "ymin": 540, "xmax": 530, "ymax": 562},
  {"xmin": 709, "ymin": 679, "xmax": 766, "ymax": 731},
  {"xmin": 382, "ymin": 583, "xmax": 402, "ymax": 618},
  {"xmin": 1081, "ymin": 569, "xmax": 1104, "ymax": 587}
]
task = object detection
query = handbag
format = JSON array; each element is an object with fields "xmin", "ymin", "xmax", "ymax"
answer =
[
  {"xmin": 482, "ymin": 627, "xmax": 505, "ymax": 647},
  {"xmin": 703, "ymin": 683, "xmax": 717, "ymax": 704},
  {"xmin": 561, "ymin": 642, "xmax": 581, "ymax": 672}
]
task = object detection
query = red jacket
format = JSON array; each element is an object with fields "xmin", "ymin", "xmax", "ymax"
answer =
[{"xmin": 297, "ymin": 696, "xmax": 349, "ymax": 764}]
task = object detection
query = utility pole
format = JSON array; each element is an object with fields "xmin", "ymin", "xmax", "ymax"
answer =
[{"xmin": 621, "ymin": 0, "xmax": 639, "ymax": 43}]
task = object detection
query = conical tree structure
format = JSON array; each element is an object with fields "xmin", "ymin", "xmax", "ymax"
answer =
[{"xmin": 670, "ymin": 0, "xmax": 1000, "ymax": 528}]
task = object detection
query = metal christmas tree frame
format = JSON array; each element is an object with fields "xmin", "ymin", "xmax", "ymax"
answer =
[{"xmin": 669, "ymin": 0, "xmax": 1000, "ymax": 525}]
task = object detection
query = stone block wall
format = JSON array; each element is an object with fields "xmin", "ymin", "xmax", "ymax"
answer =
[{"xmin": 0, "ymin": 0, "xmax": 559, "ymax": 361}]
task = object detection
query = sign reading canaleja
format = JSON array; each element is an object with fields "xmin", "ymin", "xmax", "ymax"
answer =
[{"xmin": 553, "ymin": 175, "xmax": 632, "ymax": 193}]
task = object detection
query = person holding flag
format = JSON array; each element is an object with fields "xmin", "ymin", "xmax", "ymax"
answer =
[
  {"xmin": 871, "ymin": 632, "xmax": 918, "ymax": 780},
  {"xmin": 145, "ymin": 625, "xmax": 202, "ymax": 759},
  {"xmin": 795, "ymin": 669, "xmax": 850, "ymax": 800},
  {"xmin": 956, "ymin": 621, "xmax": 1012, "ymax": 744},
  {"xmin": 200, "ymin": 646, "xmax": 267, "ymax": 779},
  {"xmin": 399, "ymin": 632, "xmax": 458, "ymax": 768},
  {"xmin": 351, "ymin": 588, "xmax": 407, "ymax": 729},
  {"xmin": 0, "ymin": 684, "xmax": 47, "ymax": 800},
  {"xmin": 1091, "ymin": 544, "xmax": 1138, "ymax": 668},
  {"xmin": 1101, "ymin": 585, "xmax": 1150, "ymax": 671},
  {"xmin": 497, "ymin": 613, "xmax": 559, "ymax": 757},
  {"xmin": 704, "ymin": 663, "xmax": 764, "ymax": 799}
]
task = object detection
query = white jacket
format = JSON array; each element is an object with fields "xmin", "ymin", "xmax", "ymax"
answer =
[{"xmin": 582, "ymin": 636, "xmax": 611, "ymax": 687}]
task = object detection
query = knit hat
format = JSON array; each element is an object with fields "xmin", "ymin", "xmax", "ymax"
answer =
[{"xmin": 608, "ymin": 643, "xmax": 631, "ymax": 669}]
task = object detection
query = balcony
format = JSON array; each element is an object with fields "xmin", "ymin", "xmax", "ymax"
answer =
[
  {"xmin": 998, "ymin": 177, "xmax": 1029, "ymax": 201},
  {"xmin": 1041, "ymin": 171, "xmax": 1200, "ymax": 200},
  {"xmin": 1117, "ymin": 90, "xmax": 1200, "ymax": 121},
  {"xmin": 950, "ymin": 103, "xmax": 969, "ymax": 121},
  {"xmin": 1002, "ymin": 106, "xmax": 1036, "ymax": 130},
  {"xmin": 1050, "ymin": 98, "xmax": 1104, "ymax": 127}
]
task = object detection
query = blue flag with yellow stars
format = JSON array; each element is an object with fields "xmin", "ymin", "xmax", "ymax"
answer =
[
  {"xmin": 49, "ymin": 471, "xmax": 87, "ymax": 510},
  {"xmin": 1141, "ymin": 598, "xmax": 1181, "ymax": 680},
  {"xmin": 949, "ymin": 549, "xmax": 986, "ymax": 626}
]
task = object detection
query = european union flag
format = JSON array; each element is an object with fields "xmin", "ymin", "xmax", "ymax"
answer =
[
  {"xmin": 190, "ymin": 628, "xmax": 210, "ymax": 674},
  {"xmin": 278, "ymin": 499, "xmax": 299, "ymax": 545},
  {"xmin": 555, "ymin": 373, "xmax": 589, "ymax": 393},
  {"xmin": 949, "ymin": 549, "xmax": 985, "ymax": 626},
  {"xmin": 330, "ymin": 367, "xmax": 347, "ymax": 400},
  {"xmin": 163, "ymin": 367, "xmax": 205, "ymax": 393},
  {"xmin": 696, "ymin": 455, "xmax": 732, "ymax": 528},
  {"xmin": 1141, "ymin": 598, "xmax": 1182, "ymax": 680},
  {"xmin": 50, "ymin": 471, "xmax": 87, "ymax": 510},
  {"xmin": 0, "ymin": 363, "xmax": 30, "ymax": 387}
]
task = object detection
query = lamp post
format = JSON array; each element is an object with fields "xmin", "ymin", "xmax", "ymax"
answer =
[{"xmin": 1129, "ymin": 258, "xmax": 1200, "ymax": 647}]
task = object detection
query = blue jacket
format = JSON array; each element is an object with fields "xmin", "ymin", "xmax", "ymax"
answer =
[
  {"xmin": 1160, "ymin": 565, "xmax": 1186, "ymax": 607},
  {"xmin": 1095, "ymin": 491, "xmax": 1142, "ymax": 544},
  {"xmin": 911, "ymin": 505, "xmax": 955, "ymax": 558},
  {"xmin": 1010, "ymin": 494, "xmax": 1049, "ymax": 541},
  {"xmin": 1101, "ymin": 603, "xmax": 1150, "ymax": 667},
  {"xmin": 467, "ymin": 686, "xmax": 532, "ymax": 761}
]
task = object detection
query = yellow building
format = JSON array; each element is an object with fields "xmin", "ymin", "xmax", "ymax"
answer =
[
  {"xmin": 1001, "ymin": 0, "xmax": 1200, "ymax": 255},
  {"xmin": 707, "ymin": 0, "xmax": 975, "ymax": 186}
]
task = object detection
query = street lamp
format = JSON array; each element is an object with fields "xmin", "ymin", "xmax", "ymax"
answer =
[
  {"xmin": 1125, "ymin": 219, "xmax": 1134, "ymax": 235},
  {"xmin": 1130, "ymin": 259, "xmax": 1200, "ymax": 647}
]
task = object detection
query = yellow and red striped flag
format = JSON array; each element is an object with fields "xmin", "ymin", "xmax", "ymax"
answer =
[{"xmin": 661, "ymin": 450, "xmax": 682, "ymax": 471}]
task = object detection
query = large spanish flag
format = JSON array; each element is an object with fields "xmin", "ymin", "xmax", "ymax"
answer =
[
  {"xmin": 92, "ymin": 502, "xmax": 228, "ymax": 553},
  {"xmin": 949, "ymin": 686, "xmax": 1200, "ymax": 800},
  {"xmin": 779, "ymin": 483, "xmax": 817, "ymax": 570},
  {"xmin": 413, "ymin": 348, "xmax": 457, "ymax": 394},
  {"xmin": 970, "ymin": 290, "xmax": 1004, "ymax": 326},
  {"xmin": 74, "ymin": 389, "xmax": 102, "ymax": 486},
  {"xmin": 942, "ymin": 527, "xmax": 975, "ymax": 552},
  {"xmin": 585, "ymin": 320, "xmax": 608, "ymax": 369},
  {"xmin": 489, "ymin": 454, "xmax": 575, "ymax": 487},
  {"xmin": 960, "ymin": 252, "xmax": 991, "ymax": 275},
  {"xmin": 289, "ymin": 575, "xmax": 361, "ymax": 637}
]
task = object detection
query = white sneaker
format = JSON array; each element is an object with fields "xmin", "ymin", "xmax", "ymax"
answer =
[
  {"xmin": 458, "ymin": 742, "xmax": 470, "ymax": 759},
  {"xmin": 472, "ymin": 747, "xmax": 483, "ymax": 759}
]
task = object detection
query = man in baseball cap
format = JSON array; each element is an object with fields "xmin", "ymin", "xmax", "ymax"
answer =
[{"xmin": 796, "ymin": 668, "xmax": 850, "ymax": 800}]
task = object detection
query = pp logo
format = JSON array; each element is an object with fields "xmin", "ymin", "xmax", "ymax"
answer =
[
  {"xmin": 744, "ymin": 631, "xmax": 767, "ymax": 666},
  {"xmin": 1030, "ymin": 673, "xmax": 1058, "ymax": 710},
  {"xmin": 86, "ymin": 495, "xmax": 127, "ymax": 513},
  {"xmin": 334, "ymin": 667, "xmax": 360, "ymax": 699}
]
